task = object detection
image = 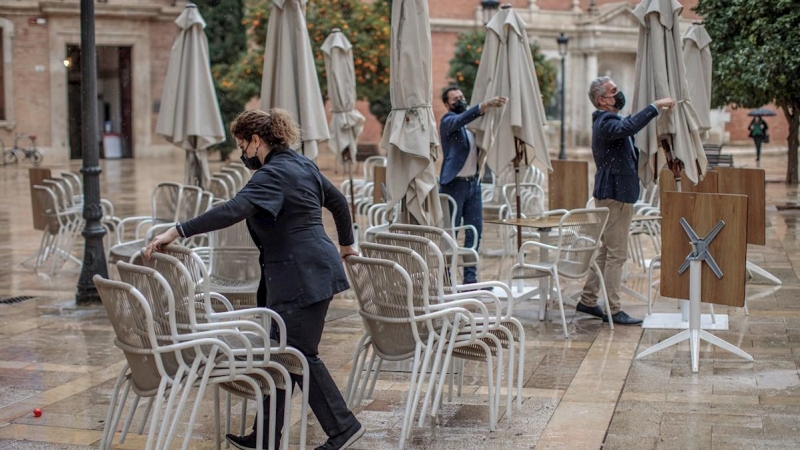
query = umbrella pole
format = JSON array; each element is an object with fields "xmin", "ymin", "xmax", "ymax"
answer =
[
  {"xmin": 662, "ymin": 138, "xmax": 684, "ymax": 193},
  {"xmin": 344, "ymin": 148, "xmax": 359, "ymax": 249},
  {"xmin": 514, "ymin": 138, "xmax": 524, "ymax": 251}
]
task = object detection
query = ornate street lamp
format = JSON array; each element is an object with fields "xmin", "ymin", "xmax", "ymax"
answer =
[
  {"xmin": 480, "ymin": 0, "xmax": 500, "ymax": 25},
  {"xmin": 556, "ymin": 32, "xmax": 569, "ymax": 160},
  {"xmin": 76, "ymin": 0, "xmax": 107, "ymax": 304}
]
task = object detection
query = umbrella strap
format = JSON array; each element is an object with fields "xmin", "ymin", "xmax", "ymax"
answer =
[{"xmin": 392, "ymin": 105, "xmax": 433, "ymax": 129}]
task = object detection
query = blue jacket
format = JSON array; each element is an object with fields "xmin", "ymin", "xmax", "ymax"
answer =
[
  {"xmin": 439, "ymin": 105, "xmax": 483, "ymax": 185},
  {"xmin": 592, "ymin": 105, "xmax": 659, "ymax": 203},
  {"xmin": 179, "ymin": 148, "xmax": 353, "ymax": 312}
]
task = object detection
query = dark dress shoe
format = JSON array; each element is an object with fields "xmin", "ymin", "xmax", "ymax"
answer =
[
  {"xmin": 576, "ymin": 302, "xmax": 605, "ymax": 319},
  {"xmin": 315, "ymin": 421, "xmax": 365, "ymax": 450},
  {"xmin": 603, "ymin": 311, "xmax": 643, "ymax": 325},
  {"xmin": 226, "ymin": 431, "xmax": 279, "ymax": 450}
]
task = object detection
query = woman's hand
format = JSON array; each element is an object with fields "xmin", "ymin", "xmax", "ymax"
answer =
[
  {"xmin": 340, "ymin": 245, "xmax": 358, "ymax": 262},
  {"xmin": 145, "ymin": 227, "xmax": 180, "ymax": 260}
]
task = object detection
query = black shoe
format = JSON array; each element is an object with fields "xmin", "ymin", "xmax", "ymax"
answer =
[
  {"xmin": 603, "ymin": 311, "xmax": 643, "ymax": 325},
  {"xmin": 315, "ymin": 421, "xmax": 365, "ymax": 450},
  {"xmin": 226, "ymin": 430, "xmax": 279, "ymax": 450},
  {"xmin": 576, "ymin": 302, "xmax": 605, "ymax": 319}
]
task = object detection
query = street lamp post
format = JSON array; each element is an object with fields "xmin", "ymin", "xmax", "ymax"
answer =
[
  {"xmin": 480, "ymin": 0, "xmax": 500, "ymax": 25},
  {"xmin": 557, "ymin": 33, "xmax": 569, "ymax": 160},
  {"xmin": 75, "ymin": 0, "xmax": 107, "ymax": 304}
]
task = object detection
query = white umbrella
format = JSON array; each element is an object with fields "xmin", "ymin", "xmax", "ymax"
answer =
[
  {"xmin": 380, "ymin": 0, "xmax": 442, "ymax": 226},
  {"xmin": 469, "ymin": 6, "xmax": 551, "ymax": 176},
  {"xmin": 632, "ymin": 0, "xmax": 707, "ymax": 185},
  {"xmin": 156, "ymin": 3, "xmax": 225, "ymax": 190},
  {"xmin": 322, "ymin": 28, "xmax": 366, "ymax": 244},
  {"xmin": 682, "ymin": 22, "xmax": 713, "ymax": 139},
  {"xmin": 468, "ymin": 5, "xmax": 551, "ymax": 248},
  {"xmin": 260, "ymin": 0, "xmax": 329, "ymax": 160}
]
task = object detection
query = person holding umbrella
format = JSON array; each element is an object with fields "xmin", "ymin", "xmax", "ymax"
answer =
[
  {"xmin": 439, "ymin": 85, "xmax": 507, "ymax": 284},
  {"xmin": 577, "ymin": 76, "xmax": 675, "ymax": 326},
  {"xmin": 145, "ymin": 109, "xmax": 365, "ymax": 450},
  {"xmin": 749, "ymin": 115, "xmax": 770, "ymax": 161}
]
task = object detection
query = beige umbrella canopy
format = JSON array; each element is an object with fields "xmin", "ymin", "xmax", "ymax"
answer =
[
  {"xmin": 380, "ymin": 0, "xmax": 442, "ymax": 226},
  {"xmin": 632, "ymin": 0, "xmax": 707, "ymax": 185},
  {"xmin": 260, "ymin": 0, "xmax": 329, "ymax": 161},
  {"xmin": 156, "ymin": 3, "xmax": 225, "ymax": 190},
  {"xmin": 468, "ymin": 6, "xmax": 551, "ymax": 174},
  {"xmin": 321, "ymin": 29, "xmax": 366, "ymax": 160},
  {"xmin": 682, "ymin": 23, "xmax": 713, "ymax": 139}
]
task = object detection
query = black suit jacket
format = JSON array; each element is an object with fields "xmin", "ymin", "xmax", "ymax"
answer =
[
  {"xmin": 591, "ymin": 105, "xmax": 659, "ymax": 203},
  {"xmin": 180, "ymin": 148, "xmax": 353, "ymax": 312}
]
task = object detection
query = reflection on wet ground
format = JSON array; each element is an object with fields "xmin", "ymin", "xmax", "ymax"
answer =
[{"xmin": 1, "ymin": 151, "xmax": 800, "ymax": 449}]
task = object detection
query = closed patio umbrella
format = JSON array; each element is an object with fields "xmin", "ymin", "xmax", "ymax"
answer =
[
  {"xmin": 322, "ymin": 28, "xmax": 366, "ymax": 243},
  {"xmin": 632, "ymin": 0, "xmax": 707, "ymax": 185},
  {"xmin": 469, "ymin": 5, "xmax": 551, "ymax": 176},
  {"xmin": 260, "ymin": 0, "xmax": 329, "ymax": 161},
  {"xmin": 468, "ymin": 5, "xmax": 551, "ymax": 248},
  {"xmin": 380, "ymin": 0, "xmax": 441, "ymax": 226},
  {"xmin": 682, "ymin": 22, "xmax": 713, "ymax": 138},
  {"xmin": 156, "ymin": 3, "xmax": 224, "ymax": 190}
]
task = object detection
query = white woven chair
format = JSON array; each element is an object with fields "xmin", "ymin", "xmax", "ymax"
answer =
[
  {"xmin": 23, "ymin": 184, "xmax": 84, "ymax": 272},
  {"xmin": 345, "ymin": 253, "xmax": 494, "ymax": 449},
  {"xmin": 376, "ymin": 231, "xmax": 524, "ymax": 416},
  {"xmin": 509, "ymin": 207, "xmax": 612, "ymax": 338}
]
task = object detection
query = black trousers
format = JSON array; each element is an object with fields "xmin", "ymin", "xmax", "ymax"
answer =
[{"xmin": 254, "ymin": 298, "xmax": 357, "ymax": 442}]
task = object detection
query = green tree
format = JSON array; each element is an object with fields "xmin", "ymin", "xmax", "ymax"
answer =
[
  {"xmin": 194, "ymin": 0, "xmax": 247, "ymax": 160},
  {"xmin": 447, "ymin": 30, "xmax": 557, "ymax": 108},
  {"xmin": 695, "ymin": 0, "xmax": 800, "ymax": 184},
  {"xmin": 217, "ymin": 0, "xmax": 393, "ymax": 127}
]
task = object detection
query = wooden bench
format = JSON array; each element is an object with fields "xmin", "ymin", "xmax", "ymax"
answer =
[{"xmin": 704, "ymin": 143, "xmax": 734, "ymax": 168}]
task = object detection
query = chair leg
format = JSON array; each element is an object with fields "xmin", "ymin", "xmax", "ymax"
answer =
[
  {"xmin": 413, "ymin": 334, "xmax": 437, "ymax": 428},
  {"xmin": 215, "ymin": 386, "xmax": 222, "ymax": 450},
  {"xmin": 345, "ymin": 334, "xmax": 369, "ymax": 406},
  {"xmin": 419, "ymin": 324, "xmax": 449, "ymax": 425},
  {"xmin": 593, "ymin": 262, "xmax": 614, "ymax": 331},
  {"xmin": 355, "ymin": 352, "xmax": 377, "ymax": 405},
  {"xmin": 400, "ymin": 344, "xmax": 424, "ymax": 449},
  {"xmin": 100, "ymin": 366, "xmax": 129, "ymax": 450},
  {"xmin": 366, "ymin": 358, "xmax": 384, "ymax": 399},
  {"xmin": 137, "ymin": 396, "xmax": 155, "ymax": 436},
  {"xmin": 119, "ymin": 393, "xmax": 140, "ymax": 444},
  {"xmin": 239, "ymin": 398, "xmax": 248, "ymax": 437},
  {"xmin": 552, "ymin": 271, "xmax": 570, "ymax": 338}
]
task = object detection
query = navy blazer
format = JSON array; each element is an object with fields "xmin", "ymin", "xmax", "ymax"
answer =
[
  {"xmin": 592, "ymin": 105, "xmax": 659, "ymax": 204},
  {"xmin": 439, "ymin": 105, "xmax": 483, "ymax": 185},
  {"xmin": 179, "ymin": 148, "xmax": 353, "ymax": 312}
]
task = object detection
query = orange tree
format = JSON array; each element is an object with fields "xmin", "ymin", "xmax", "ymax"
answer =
[
  {"xmin": 447, "ymin": 30, "xmax": 556, "ymax": 109},
  {"xmin": 216, "ymin": 0, "xmax": 393, "ymax": 128}
]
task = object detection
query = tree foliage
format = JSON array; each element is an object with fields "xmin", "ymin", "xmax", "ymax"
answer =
[
  {"xmin": 215, "ymin": 0, "xmax": 393, "ymax": 127},
  {"xmin": 695, "ymin": 0, "xmax": 800, "ymax": 183},
  {"xmin": 194, "ymin": 0, "xmax": 247, "ymax": 159},
  {"xmin": 447, "ymin": 30, "xmax": 557, "ymax": 109}
]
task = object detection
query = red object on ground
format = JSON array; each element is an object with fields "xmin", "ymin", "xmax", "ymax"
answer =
[{"xmin": 33, "ymin": 408, "xmax": 42, "ymax": 417}]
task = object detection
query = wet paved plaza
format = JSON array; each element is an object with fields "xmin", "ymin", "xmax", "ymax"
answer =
[{"xmin": 2, "ymin": 148, "xmax": 800, "ymax": 449}]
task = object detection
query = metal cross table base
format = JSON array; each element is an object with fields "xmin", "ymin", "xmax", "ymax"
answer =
[{"xmin": 636, "ymin": 218, "xmax": 752, "ymax": 373}]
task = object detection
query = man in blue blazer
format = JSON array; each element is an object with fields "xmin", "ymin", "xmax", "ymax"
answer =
[
  {"xmin": 578, "ymin": 76, "xmax": 675, "ymax": 325},
  {"xmin": 439, "ymin": 85, "xmax": 506, "ymax": 284}
]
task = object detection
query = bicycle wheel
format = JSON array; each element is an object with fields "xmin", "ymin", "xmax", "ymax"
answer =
[
  {"xmin": 30, "ymin": 149, "xmax": 43, "ymax": 166},
  {"xmin": 2, "ymin": 150, "xmax": 16, "ymax": 165}
]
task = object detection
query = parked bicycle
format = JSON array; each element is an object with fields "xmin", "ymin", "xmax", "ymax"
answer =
[{"xmin": 2, "ymin": 135, "xmax": 44, "ymax": 166}]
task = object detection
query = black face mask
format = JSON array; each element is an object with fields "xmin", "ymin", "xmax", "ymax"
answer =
[
  {"xmin": 611, "ymin": 91, "xmax": 626, "ymax": 110},
  {"xmin": 240, "ymin": 143, "xmax": 263, "ymax": 170},
  {"xmin": 450, "ymin": 99, "xmax": 468, "ymax": 114}
]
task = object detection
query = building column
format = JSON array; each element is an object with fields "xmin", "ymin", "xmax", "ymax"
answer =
[
  {"xmin": 528, "ymin": 0, "xmax": 538, "ymax": 11},
  {"xmin": 579, "ymin": 51, "xmax": 599, "ymax": 146},
  {"xmin": 571, "ymin": 0, "xmax": 582, "ymax": 13}
]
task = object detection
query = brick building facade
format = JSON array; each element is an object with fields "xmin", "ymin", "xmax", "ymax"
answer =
[{"xmin": 0, "ymin": 0, "xmax": 786, "ymax": 163}]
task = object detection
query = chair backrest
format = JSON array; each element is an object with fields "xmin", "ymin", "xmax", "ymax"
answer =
[
  {"xmin": 116, "ymin": 260, "xmax": 185, "ymax": 335},
  {"xmin": 32, "ymin": 185, "xmax": 63, "ymax": 231},
  {"xmin": 387, "ymin": 223, "xmax": 460, "ymax": 289},
  {"xmin": 209, "ymin": 177, "xmax": 230, "ymax": 201},
  {"xmin": 151, "ymin": 182, "xmax": 183, "ymax": 223},
  {"xmin": 60, "ymin": 171, "xmax": 83, "ymax": 195},
  {"xmin": 207, "ymin": 221, "xmax": 261, "ymax": 282},
  {"xmin": 524, "ymin": 165, "xmax": 545, "ymax": 186},
  {"xmin": 502, "ymin": 182, "xmax": 545, "ymax": 219},
  {"xmin": 374, "ymin": 232, "xmax": 447, "ymax": 299},
  {"xmin": 220, "ymin": 167, "xmax": 245, "ymax": 191},
  {"xmin": 228, "ymin": 162, "xmax": 252, "ymax": 185},
  {"xmin": 360, "ymin": 242, "xmax": 435, "ymax": 311},
  {"xmin": 43, "ymin": 178, "xmax": 72, "ymax": 211},
  {"xmin": 437, "ymin": 193, "xmax": 458, "ymax": 233},
  {"xmin": 94, "ymin": 275, "xmax": 172, "ymax": 393},
  {"xmin": 553, "ymin": 208, "xmax": 610, "ymax": 278},
  {"xmin": 363, "ymin": 155, "xmax": 387, "ymax": 182},
  {"xmin": 344, "ymin": 255, "xmax": 421, "ymax": 359}
]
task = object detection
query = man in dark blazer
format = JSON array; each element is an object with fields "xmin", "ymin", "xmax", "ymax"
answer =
[
  {"xmin": 439, "ymin": 85, "xmax": 506, "ymax": 284},
  {"xmin": 577, "ymin": 76, "xmax": 675, "ymax": 325}
]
